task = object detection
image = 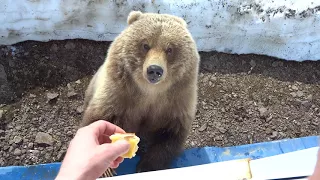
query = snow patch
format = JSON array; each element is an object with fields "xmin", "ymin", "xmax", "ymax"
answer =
[{"xmin": 0, "ymin": 0, "xmax": 320, "ymax": 61}]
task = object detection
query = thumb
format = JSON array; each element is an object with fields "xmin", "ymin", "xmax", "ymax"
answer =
[{"xmin": 97, "ymin": 140, "xmax": 130, "ymax": 163}]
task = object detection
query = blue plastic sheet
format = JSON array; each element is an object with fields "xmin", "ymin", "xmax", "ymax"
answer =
[{"xmin": 0, "ymin": 135, "xmax": 318, "ymax": 180}]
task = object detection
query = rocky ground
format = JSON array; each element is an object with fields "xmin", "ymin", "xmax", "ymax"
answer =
[{"xmin": 0, "ymin": 39, "xmax": 319, "ymax": 167}]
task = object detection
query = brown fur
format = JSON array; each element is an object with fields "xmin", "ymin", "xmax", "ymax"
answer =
[{"xmin": 80, "ymin": 11, "xmax": 200, "ymax": 173}]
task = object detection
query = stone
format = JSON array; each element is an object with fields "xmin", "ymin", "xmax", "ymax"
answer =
[
  {"xmin": 266, "ymin": 115, "xmax": 273, "ymax": 122},
  {"xmin": 9, "ymin": 139, "xmax": 14, "ymax": 145},
  {"xmin": 76, "ymin": 106, "xmax": 83, "ymax": 114},
  {"xmin": 190, "ymin": 141, "xmax": 196, "ymax": 146},
  {"xmin": 210, "ymin": 76, "xmax": 217, "ymax": 81},
  {"xmin": 28, "ymin": 143, "xmax": 34, "ymax": 149},
  {"xmin": 279, "ymin": 132, "xmax": 286, "ymax": 137},
  {"xmin": 312, "ymin": 120, "xmax": 319, "ymax": 126},
  {"xmin": 67, "ymin": 131, "xmax": 73, "ymax": 136},
  {"xmin": 67, "ymin": 91, "xmax": 78, "ymax": 98},
  {"xmin": 47, "ymin": 128, "xmax": 53, "ymax": 134},
  {"xmin": 55, "ymin": 141, "xmax": 62, "ymax": 149},
  {"xmin": 215, "ymin": 136, "xmax": 223, "ymax": 141},
  {"xmin": 270, "ymin": 131, "xmax": 278, "ymax": 139},
  {"xmin": 35, "ymin": 132, "xmax": 53, "ymax": 146},
  {"xmin": 218, "ymin": 127, "xmax": 227, "ymax": 133},
  {"xmin": 13, "ymin": 136, "xmax": 23, "ymax": 144},
  {"xmin": 46, "ymin": 92, "xmax": 59, "ymax": 102},
  {"xmin": 306, "ymin": 94, "xmax": 313, "ymax": 101},
  {"xmin": 29, "ymin": 94, "xmax": 36, "ymax": 98},
  {"xmin": 9, "ymin": 146, "xmax": 13, "ymax": 152},
  {"xmin": 290, "ymin": 92, "xmax": 297, "ymax": 97},
  {"xmin": 259, "ymin": 107, "xmax": 268, "ymax": 118},
  {"xmin": 202, "ymin": 76, "xmax": 210, "ymax": 83},
  {"xmin": 291, "ymin": 85, "xmax": 298, "ymax": 90},
  {"xmin": 13, "ymin": 148, "xmax": 22, "ymax": 156},
  {"xmin": 198, "ymin": 123, "xmax": 207, "ymax": 132},
  {"xmin": 3, "ymin": 146, "xmax": 9, "ymax": 151},
  {"xmin": 30, "ymin": 150, "xmax": 40, "ymax": 156},
  {"xmin": 0, "ymin": 109, "xmax": 3, "ymax": 120},
  {"xmin": 296, "ymin": 91, "xmax": 304, "ymax": 97}
]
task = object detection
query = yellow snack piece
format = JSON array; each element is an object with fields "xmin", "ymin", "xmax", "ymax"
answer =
[{"xmin": 109, "ymin": 133, "xmax": 140, "ymax": 158}]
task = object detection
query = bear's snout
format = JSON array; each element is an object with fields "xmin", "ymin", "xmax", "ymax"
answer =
[{"xmin": 147, "ymin": 65, "xmax": 163, "ymax": 84}]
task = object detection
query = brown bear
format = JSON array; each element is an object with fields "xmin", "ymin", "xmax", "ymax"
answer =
[{"xmin": 80, "ymin": 10, "xmax": 200, "ymax": 176}]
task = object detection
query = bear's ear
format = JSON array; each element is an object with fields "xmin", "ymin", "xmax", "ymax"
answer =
[{"xmin": 127, "ymin": 11, "xmax": 143, "ymax": 25}]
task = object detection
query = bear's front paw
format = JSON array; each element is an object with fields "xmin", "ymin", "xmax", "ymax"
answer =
[{"xmin": 136, "ymin": 156, "xmax": 169, "ymax": 173}]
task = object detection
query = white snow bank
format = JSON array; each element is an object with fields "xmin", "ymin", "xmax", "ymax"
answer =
[{"xmin": 0, "ymin": 0, "xmax": 320, "ymax": 61}]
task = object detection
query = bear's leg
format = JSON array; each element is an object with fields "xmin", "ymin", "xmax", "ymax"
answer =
[
  {"xmin": 80, "ymin": 100, "xmax": 115, "ymax": 128},
  {"xmin": 136, "ymin": 126, "xmax": 187, "ymax": 173}
]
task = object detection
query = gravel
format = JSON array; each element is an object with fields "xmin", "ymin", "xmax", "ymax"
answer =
[{"xmin": 0, "ymin": 39, "xmax": 319, "ymax": 167}]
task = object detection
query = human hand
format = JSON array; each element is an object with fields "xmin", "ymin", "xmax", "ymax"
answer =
[
  {"xmin": 309, "ymin": 147, "xmax": 320, "ymax": 180},
  {"xmin": 55, "ymin": 120, "xmax": 130, "ymax": 180}
]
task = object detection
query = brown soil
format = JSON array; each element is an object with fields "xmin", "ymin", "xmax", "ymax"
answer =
[{"xmin": 0, "ymin": 39, "xmax": 319, "ymax": 167}]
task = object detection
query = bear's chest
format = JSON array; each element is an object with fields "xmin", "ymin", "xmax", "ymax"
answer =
[{"xmin": 117, "ymin": 94, "xmax": 174, "ymax": 133}]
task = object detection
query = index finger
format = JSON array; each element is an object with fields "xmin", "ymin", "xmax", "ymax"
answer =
[{"xmin": 88, "ymin": 120, "xmax": 126, "ymax": 137}]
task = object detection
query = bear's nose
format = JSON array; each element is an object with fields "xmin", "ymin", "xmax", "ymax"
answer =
[{"xmin": 147, "ymin": 65, "xmax": 163, "ymax": 84}]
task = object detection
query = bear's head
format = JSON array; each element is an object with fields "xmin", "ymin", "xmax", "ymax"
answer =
[{"xmin": 110, "ymin": 11, "xmax": 199, "ymax": 93}]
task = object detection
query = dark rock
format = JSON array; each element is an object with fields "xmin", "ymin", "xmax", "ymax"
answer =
[
  {"xmin": 35, "ymin": 132, "xmax": 53, "ymax": 146},
  {"xmin": 198, "ymin": 123, "xmax": 207, "ymax": 132},
  {"xmin": 28, "ymin": 143, "xmax": 34, "ymax": 149},
  {"xmin": 296, "ymin": 91, "xmax": 304, "ymax": 97},
  {"xmin": 13, "ymin": 148, "xmax": 22, "ymax": 156},
  {"xmin": 259, "ymin": 107, "xmax": 268, "ymax": 118},
  {"xmin": 46, "ymin": 92, "xmax": 59, "ymax": 102},
  {"xmin": 76, "ymin": 106, "xmax": 83, "ymax": 114},
  {"xmin": 67, "ymin": 91, "xmax": 78, "ymax": 98},
  {"xmin": 13, "ymin": 136, "xmax": 23, "ymax": 144},
  {"xmin": 270, "ymin": 131, "xmax": 278, "ymax": 139}
]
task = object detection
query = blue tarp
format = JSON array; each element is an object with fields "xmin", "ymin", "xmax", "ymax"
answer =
[{"xmin": 0, "ymin": 135, "xmax": 318, "ymax": 180}]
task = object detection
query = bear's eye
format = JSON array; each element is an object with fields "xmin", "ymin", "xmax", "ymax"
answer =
[
  {"xmin": 143, "ymin": 44, "xmax": 150, "ymax": 51},
  {"xmin": 166, "ymin": 48, "xmax": 172, "ymax": 54}
]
